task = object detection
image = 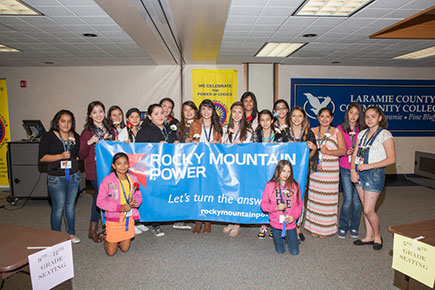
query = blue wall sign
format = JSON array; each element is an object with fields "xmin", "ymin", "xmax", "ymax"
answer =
[{"xmin": 291, "ymin": 78, "xmax": 435, "ymax": 136}]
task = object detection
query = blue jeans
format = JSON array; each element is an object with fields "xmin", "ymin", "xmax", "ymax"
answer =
[
  {"xmin": 90, "ymin": 180, "xmax": 101, "ymax": 223},
  {"xmin": 270, "ymin": 226, "xmax": 299, "ymax": 255},
  {"xmin": 338, "ymin": 167, "xmax": 362, "ymax": 232},
  {"xmin": 48, "ymin": 171, "xmax": 81, "ymax": 235}
]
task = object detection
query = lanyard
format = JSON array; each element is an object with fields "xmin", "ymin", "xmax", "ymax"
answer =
[
  {"xmin": 59, "ymin": 131, "xmax": 70, "ymax": 151},
  {"xmin": 202, "ymin": 120, "xmax": 213, "ymax": 143},
  {"xmin": 261, "ymin": 129, "xmax": 275, "ymax": 142},
  {"xmin": 360, "ymin": 127, "xmax": 382, "ymax": 149},
  {"xmin": 317, "ymin": 126, "xmax": 331, "ymax": 148},
  {"xmin": 230, "ymin": 127, "xmax": 241, "ymax": 143},
  {"xmin": 290, "ymin": 127, "xmax": 302, "ymax": 142},
  {"xmin": 116, "ymin": 172, "xmax": 132, "ymax": 205},
  {"xmin": 161, "ymin": 126, "xmax": 169, "ymax": 141},
  {"xmin": 349, "ymin": 126, "xmax": 357, "ymax": 148}
]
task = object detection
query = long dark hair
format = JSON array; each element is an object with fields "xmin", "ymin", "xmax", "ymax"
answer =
[
  {"xmin": 107, "ymin": 105, "xmax": 125, "ymax": 129},
  {"xmin": 240, "ymin": 91, "xmax": 258, "ymax": 123},
  {"xmin": 111, "ymin": 152, "xmax": 129, "ymax": 172},
  {"xmin": 365, "ymin": 106, "xmax": 388, "ymax": 129},
  {"xmin": 198, "ymin": 99, "xmax": 223, "ymax": 135},
  {"xmin": 227, "ymin": 101, "xmax": 250, "ymax": 142},
  {"xmin": 50, "ymin": 110, "xmax": 76, "ymax": 134},
  {"xmin": 258, "ymin": 109, "xmax": 274, "ymax": 128},
  {"xmin": 178, "ymin": 101, "xmax": 198, "ymax": 140},
  {"xmin": 273, "ymin": 99, "xmax": 290, "ymax": 127},
  {"xmin": 341, "ymin": 102, "xmax": 364, "ymax": 133},
  {"xmin": 84, "ymin": 101, "xmax": 111, "ymax": 132},
  {"xmin": 270, "ymin": 160, "xmax": 300, "ymax": 206},
  {"xmin": 289, "ymin": 106, "xmax": 310, "ymax": 141}
]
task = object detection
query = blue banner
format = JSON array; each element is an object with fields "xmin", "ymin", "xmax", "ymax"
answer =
[
  {"xmin": 291, "ymin": 78, "xmax": 435, "ymax": 136},
  {"xmin": 96, "ymin": 141, "xmax": 309, "ymax": 224}
]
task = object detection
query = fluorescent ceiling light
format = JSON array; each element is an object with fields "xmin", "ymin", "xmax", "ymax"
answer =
[
  {"xmin": 394, "ymin": 46, "xmax": 435, "ymax": 60},
  {"xmin": 255, "ymin": 43, "xmax": 305, "ymax": 57},
  {"xmin": 295, "ymin": 0, "xmax": 373, "ymax": 17},
  {"xmin": 0, "ymin": 0, "xmax": 40, "ymax": 15},
  {"xmin": 0, "ymin": 43, "xmax": 20, "ymax": 52}
]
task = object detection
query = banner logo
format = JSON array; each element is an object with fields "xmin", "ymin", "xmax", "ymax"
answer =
[
  {"xmin": 303, "ymin": 92, "xmax": 336, "ymax": 119},
  {"xmin": 127, "ymin": 154, "xmax": 147, "ymax": 188}
]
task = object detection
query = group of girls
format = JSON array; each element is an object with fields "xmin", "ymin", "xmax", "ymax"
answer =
[{"xmin": 38, "ymin": 90, "xmax": 395, "ymax": 256}]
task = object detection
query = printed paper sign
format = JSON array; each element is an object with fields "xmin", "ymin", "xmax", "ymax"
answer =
[
  {"xmin": 28, "ymin": 240, "xmax": 74, "ymax": 290},
  {"xmin": 392, "ymin": 234, "xmax": 435, "ymax": 288}
]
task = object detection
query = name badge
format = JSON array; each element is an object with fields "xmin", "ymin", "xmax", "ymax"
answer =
[
  {"xmin": 355, "ymin": 157, "xmax": 364, "ymax": 165},
  {"xmin": 60, "ymin": 160, "xmax": 72, "ymax": 169},
  {"xmin": 126, "ymin": 209, "xmax": 133, "ymax": 217},
  {"xmin": 348, "ymin": 155, "xmax": 352, "ymax": 163},
  {"xmin": 279, "ymin": 215, "xmax": 286, "ymax": 224}
]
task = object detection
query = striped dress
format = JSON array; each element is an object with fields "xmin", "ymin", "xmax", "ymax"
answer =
[{"xmin": 304, "ymin": 128, "xmax": 339, "ymax": 237}]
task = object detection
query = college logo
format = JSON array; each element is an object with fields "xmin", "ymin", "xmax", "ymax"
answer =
[
  {"xmin": 127, "ymin": 154, "xmax": 147, "ymax": 188},
  {"xmin": 213, "ymin": 101, "xmax": 227, "ymax": 125},
  {"xmin": 303, "ymin": 92, "xmax": 335, "ymax": 119}
]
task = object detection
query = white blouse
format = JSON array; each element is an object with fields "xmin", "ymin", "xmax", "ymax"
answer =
[
  {"xmin": 357, "ymin": 129, "xmax": 393, "ymax": 164},
  {"xmin": 222, "ymin": 125, "xmax": 253, "ymax": 144}
]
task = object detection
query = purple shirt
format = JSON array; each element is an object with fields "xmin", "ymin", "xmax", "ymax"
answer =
[{"xmin": 338, "ymin": 125, "xmax": 359, "ymax": 170}]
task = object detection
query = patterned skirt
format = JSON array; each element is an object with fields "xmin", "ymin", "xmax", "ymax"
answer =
[
  {"xmin": 304, "ymin": 155, "xmax": 339, "ymax": 237},
  {"xmin": 105, "ymin": 217, "xmax": 135, "ymax": 243}
]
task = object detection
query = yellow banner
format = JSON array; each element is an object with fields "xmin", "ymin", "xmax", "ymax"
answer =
[
  {"xmin": 392, "ymin": 233, "xmax": 435, "ymax": 288},
  {"xmin": 192, "ymin": 69, "xmax": 237, "ymax": 125},
  {"xmin": 0, "ymin": 79, "xmax": 11, "ymax": 186}
]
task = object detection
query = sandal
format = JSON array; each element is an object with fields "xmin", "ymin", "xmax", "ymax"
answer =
[
  {"xmin": 229, "ymin": 225, "xmax": 240, "ymax": 237},
  {"xmin": 223, "ymin": 224, "xmax": 234, "ymax": 233}
]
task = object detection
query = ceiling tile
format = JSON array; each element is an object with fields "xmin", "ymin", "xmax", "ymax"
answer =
[
  {"xmin": 50, "ymin": 16, "xmax": 87, "ymax": 25},
  {"xmin": 67, "ymin": 5, "xmax": 108, "ymax": 17},
  {"xmin": 229, "ymin": 6, "xmax": 263, "ymax": 17},
  {"xmin": 260, "ymin": 7, "xmax": 295, "ymax": 17},
  {"xmin": 35, "ymin": 6, "xmax": 76, "ymax": 17}
]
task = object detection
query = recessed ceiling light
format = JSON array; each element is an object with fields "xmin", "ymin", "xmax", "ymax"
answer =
[
  {"xmin": 83, "ymin": 33, "xmax": 98, "ymax": 37},
  {"xmin": 294, "ymin": 0, "xmax": 374, "ymax": 17},
  {"xmin": 393, "ymin": 46, "xmax": 435, "ymax": 60},
  {"xmin": 332, "ymin": 61, "xmax": 340, "ymax": 64},
  {"xmin": 255, "ymin": 42, "xmax": 306, "ymax": 57},
  {"xmin": 303, "ymin": 34, "xmax": 317, "ymax": 38},
  {"xmin": 0, "ymin": 0, "xmax": 40, "ymax": 15},
  {"xmin": 0, "ymin": 43, "xmax": 20, "ymax": 52},
  {"xmin": 44, "ymin": 61, "xmax": 54, "ymax": 64}
]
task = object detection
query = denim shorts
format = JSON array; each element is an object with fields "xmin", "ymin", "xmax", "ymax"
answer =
[{"xmin": 356, "ymin": 167, "xmax": 385, "ymax": 193}]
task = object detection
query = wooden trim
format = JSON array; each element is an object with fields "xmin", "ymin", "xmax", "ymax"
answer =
[
  {"xmin": 273, "ymin": 63, "xmax": 279, "ymax": 102},
  {"xmin": 244, "ymin": 63, "xmax": 249, "ymax": 91}
]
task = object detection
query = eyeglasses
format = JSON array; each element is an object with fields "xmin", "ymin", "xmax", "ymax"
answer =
[{"xmin": 275, "ymin": 106, "xmax": 288, "ymax": 111}]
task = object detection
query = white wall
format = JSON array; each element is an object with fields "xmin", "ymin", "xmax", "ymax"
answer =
[
  {"xmin": 248, "ymin": 63, "xmax": 274, "ymax": 111},
  {"xmin": 2, "ymin": 65, "xmax": 180, "ymax": 140},
  {"xmin": 278, "ymin": 65, "xmax": 435, "ymax": 174},
  {"xmin": 1, "ymin": 64, "xmax": 433, "ymax": 174}
]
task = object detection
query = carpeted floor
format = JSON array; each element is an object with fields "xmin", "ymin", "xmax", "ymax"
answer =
[{"xmin": 1, "ymin": 185, "xmax": 434, "ymax": 290}]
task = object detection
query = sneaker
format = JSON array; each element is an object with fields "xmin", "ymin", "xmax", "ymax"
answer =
[
  {"xmin": 173, "ymin": 222, "xmax": 192, "ymax": 230},
  {"xmin": 257, "ymin": 226, "xmax": 267, "ymax": 239},
  {"xmin": 269, "ymin": 230, "xmax": 273, "ymax": 239},
  {"xmin": 70, "ymin": 235, "xmax": 81, "ymax": 244},
  {"xmin": 152, "ymin": 226, "xmax": 165, "ymax": 237},
  {"xmin": 136, "ymin": 224, "xmax": 149, "ymax": 232},
  {"xmin": 134, "ymin": 226, "xmax": 143, "ymax": 235},
  {"xmin": 350, "ymin": 229, "xmax": 359, "ymax": 239},
  {"xmin": 337, "ymin": 229, "xmax": 346, "ymax": 239}
]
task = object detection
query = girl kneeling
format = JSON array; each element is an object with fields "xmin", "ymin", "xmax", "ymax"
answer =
[
  {"xmin": 261, "ymin": 160, "xmax": 302, "ymax": 255},
  {"xmin": 97, "ymin": 153, "xmax": 142, "ymax": 256}
]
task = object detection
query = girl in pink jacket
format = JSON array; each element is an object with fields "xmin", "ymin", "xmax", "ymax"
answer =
[
  {"xmin": 97, "ymin": 153, "xmax": 142, "ymax": 256},
  {"xmin": 261, "ymin": 160, "xmax": 302, "ymax": 255}
]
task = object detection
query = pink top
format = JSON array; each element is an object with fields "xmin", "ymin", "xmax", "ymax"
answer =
[
  {"xmin": 338, "ymin": 125, "xmax": 359, "ymax": 170},
  {"xmin": 97, "ymin": 172, "xmax": 142, "ymax": 222},
  {"xmin": 260, "ymin": 181, "xmax": 302, "ymax": 230}
]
